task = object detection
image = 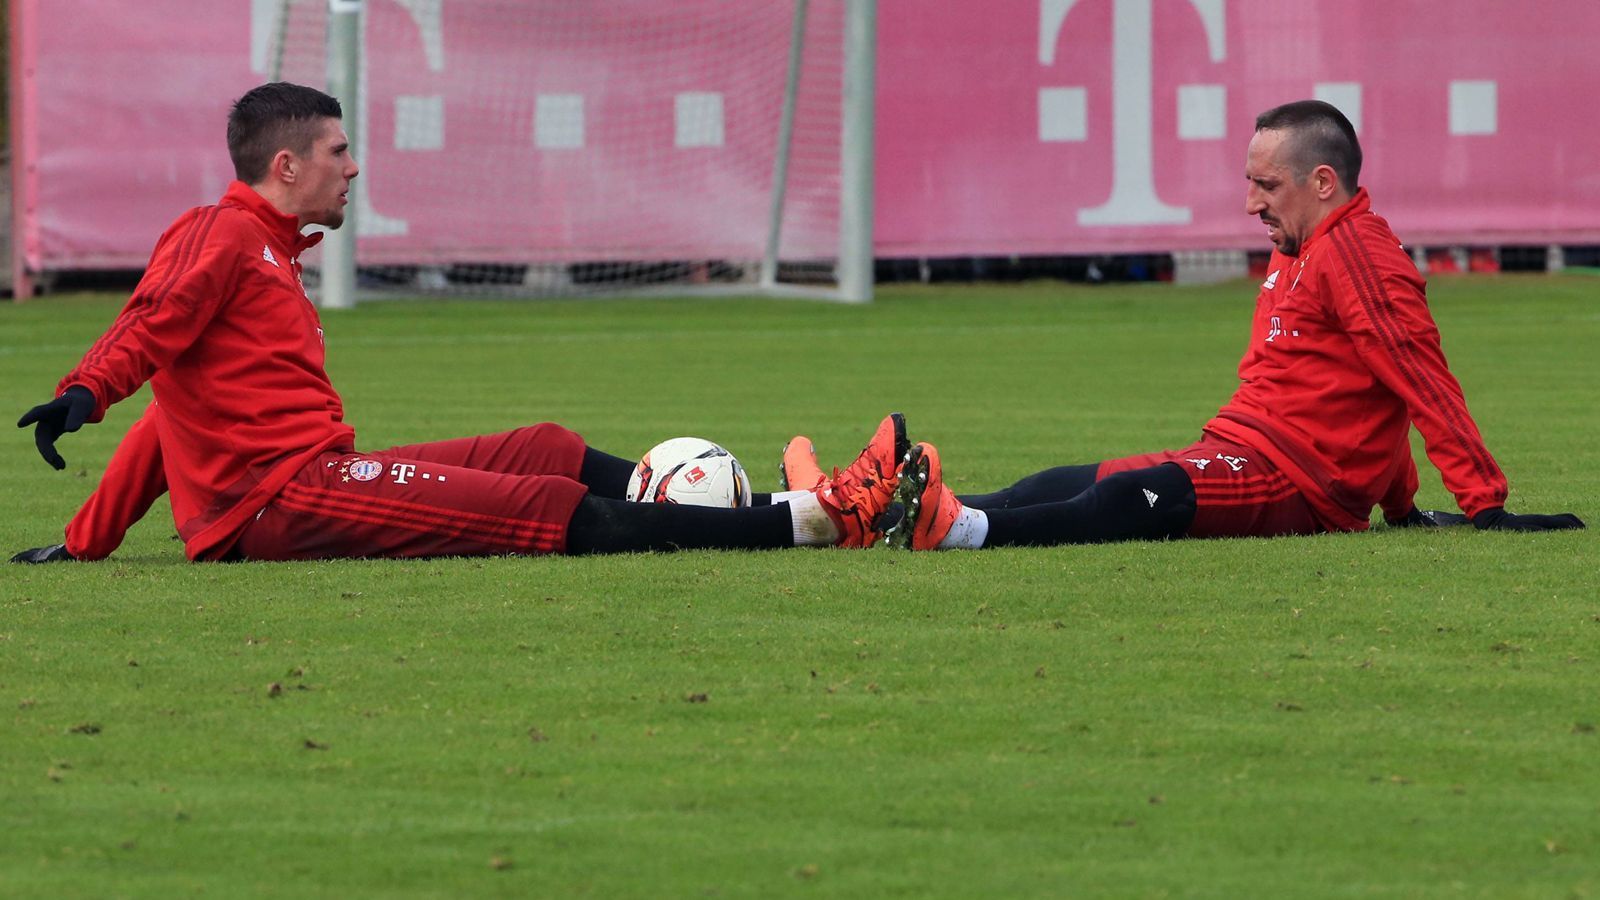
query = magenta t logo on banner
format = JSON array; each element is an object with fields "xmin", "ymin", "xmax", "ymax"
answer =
[{"xmin": 1040, "ymin": 0, "xmax": 1226, "ymax": 226}]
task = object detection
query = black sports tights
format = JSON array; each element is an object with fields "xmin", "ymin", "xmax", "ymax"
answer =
[
  {"xmin": 565, "ymin": 494, "xmax": 793, "ymax": 555},
  {"xmin": 976, "ymin": 463, "xmax": 1197, "ymax": 547},
  {"xmin": 958, "ymin": 463, "xmax": 1100, "ymax": 510}
]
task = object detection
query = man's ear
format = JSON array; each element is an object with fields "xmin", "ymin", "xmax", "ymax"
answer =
[
  {"xmin": 269, "ymin": 148, "xmax": 297, "ymax": 184},
  {"xmin": 1313, "ymin": 163, "xmax": 1340, "ymax": 201}
]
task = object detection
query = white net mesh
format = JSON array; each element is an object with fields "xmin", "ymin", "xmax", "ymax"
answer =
[{"xmin": 269, "ymin": 0, "xmax": 849, "ymax": 298}]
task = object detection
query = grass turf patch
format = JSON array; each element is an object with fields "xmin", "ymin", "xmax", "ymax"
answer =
[{"xmin": 2, "ymin": 277, "xmax": 1598, "ymax": 898}]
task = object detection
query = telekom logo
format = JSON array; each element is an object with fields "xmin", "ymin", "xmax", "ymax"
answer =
[{"xmin": 1039, "ymin": 0, "xmax": 1226, "ymax": 226}]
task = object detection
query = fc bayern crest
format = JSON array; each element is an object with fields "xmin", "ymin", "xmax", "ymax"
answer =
[{"xmin": 347, "ymin": 459, "xmax": 383, "ymax": 482}]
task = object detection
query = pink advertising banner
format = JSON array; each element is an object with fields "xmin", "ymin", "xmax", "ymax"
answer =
[
  {"xmin": 12, "ymin": 0, "xmax": 1600, "ymax": 275},
  {"xmin": 875, "ymin": 0, "xmax": 1600, "ymax": 256}
]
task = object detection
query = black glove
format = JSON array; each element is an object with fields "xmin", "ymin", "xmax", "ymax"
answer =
[
  {"xmin": 1385, "ymin": 507, "xmax": 1470, "ymax": 528},
  {"xmin": 11, "ymin": 543, "xmax": 75, "ymax": 564},
  {"xmin": 17, "ymin": 385, "xmax": 96, "ymax": 470},
  {"xmin": 1472, "ymin": 507, "xmax": 1586, "ymax": 532}
]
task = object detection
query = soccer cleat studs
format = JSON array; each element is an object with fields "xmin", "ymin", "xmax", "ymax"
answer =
[{"xmin": 883, "ymin": 445, "xmax": 927, "ymax": 550}]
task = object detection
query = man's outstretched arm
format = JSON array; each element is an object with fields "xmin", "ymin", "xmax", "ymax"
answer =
[
  {"xmin": 1332, "ymin": 242, "xmax": 1582, "ymax": 531},
  {"xmin": 12, "ymin": 403, "xmax": 169, "ymax": 563}
]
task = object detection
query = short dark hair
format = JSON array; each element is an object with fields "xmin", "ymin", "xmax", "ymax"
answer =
[
  {"xmin": 227, "ymin": 82, "xmax": 343, "ymax": 184},
  {"xmin": 1254, "ymin": 100, "xmax": 1361, "ymax": 192}
]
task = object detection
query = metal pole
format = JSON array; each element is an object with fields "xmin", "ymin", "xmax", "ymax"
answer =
[
  {"xmin": 760, "ymin": 0, "xmax": 808, "ymax": 290},
  {"xmin": 269, "ymin": 0, "xmax": 292, "ymax": 82},
  {"xmin": 837, "ymin": 0, "xmax": 875, "ymax": 303},
  {"xmin": 9, "ymin": 0, "xmax": 39, "ymax": 301},
  {"xmin": 319, "ymin": 0, "xmax": 361, "ymax": 309}
]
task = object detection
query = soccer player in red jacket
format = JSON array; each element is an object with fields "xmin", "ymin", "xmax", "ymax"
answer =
[
  {"xmin": 787, "ymin": 100, "xmax": 1583, "ymax": 550},
  {"xmin": 14, "ymin": 82, "xmax": 903, "ymax": 563}
]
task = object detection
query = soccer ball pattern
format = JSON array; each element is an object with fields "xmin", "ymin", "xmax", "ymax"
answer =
[{"xmin": 626, "ymin": 437, "xmax": 752, "ymax": 508}]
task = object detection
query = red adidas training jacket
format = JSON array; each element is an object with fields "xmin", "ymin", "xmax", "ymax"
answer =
[
  {"xmin": 1205, "ymin": 188, "xmax": 1508, "ymax": 531},
  {"xmin": 57, "ymin": 181, "xmax": 355, "ymax": 560}
]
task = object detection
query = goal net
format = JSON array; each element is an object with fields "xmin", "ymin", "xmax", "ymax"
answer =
[{"xmin": 260, "ymin": 0, "xmax": 874, "ymax": 304}]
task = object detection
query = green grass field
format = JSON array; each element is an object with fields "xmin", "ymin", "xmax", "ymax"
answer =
[{"xmin": 3, "ymin": 277, "xmax": 1597, "ymax": 898}]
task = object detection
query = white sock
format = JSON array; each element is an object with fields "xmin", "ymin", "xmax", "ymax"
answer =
[
  {"xmin": 787, "ymin": 492, "xmax": 840, "ymax": 546},
  {"xmin": 937, "ymin": 507, "xmax": 989, "ymax": 550},
  {"xmin": 770, "ymin": 489, "xmax": 811, "ymax": 505}
]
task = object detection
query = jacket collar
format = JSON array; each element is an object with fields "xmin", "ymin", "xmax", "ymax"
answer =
[
  {"xmin": 1305, "ymin": 187, "xmax": 1370, "ymax": 249},
  {"xmin": 221, "ymin": 180, "xmax": 325, "ymax": 255}
]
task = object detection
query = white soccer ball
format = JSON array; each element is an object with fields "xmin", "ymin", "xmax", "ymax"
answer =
[{"xmin": 626, "ymin": 437, "xmax": 752, "ymax": 508}]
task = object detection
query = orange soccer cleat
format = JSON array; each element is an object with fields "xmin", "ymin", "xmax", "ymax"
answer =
[
  {"xmin": 779, "ymin": 436, "xmax": 828, "ymax": 492},
  {"xmin": 812, "ymin": 413, "xmax": 909, "ymax": 547},
  {"xmin": 886, "ymin": 441, "xmax": 964, "ymax": 551}
]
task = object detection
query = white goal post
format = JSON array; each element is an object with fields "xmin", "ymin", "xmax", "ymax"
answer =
[{"xmin": 259, "ymin": 0, "xmax": 875, "ymax": 305}]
